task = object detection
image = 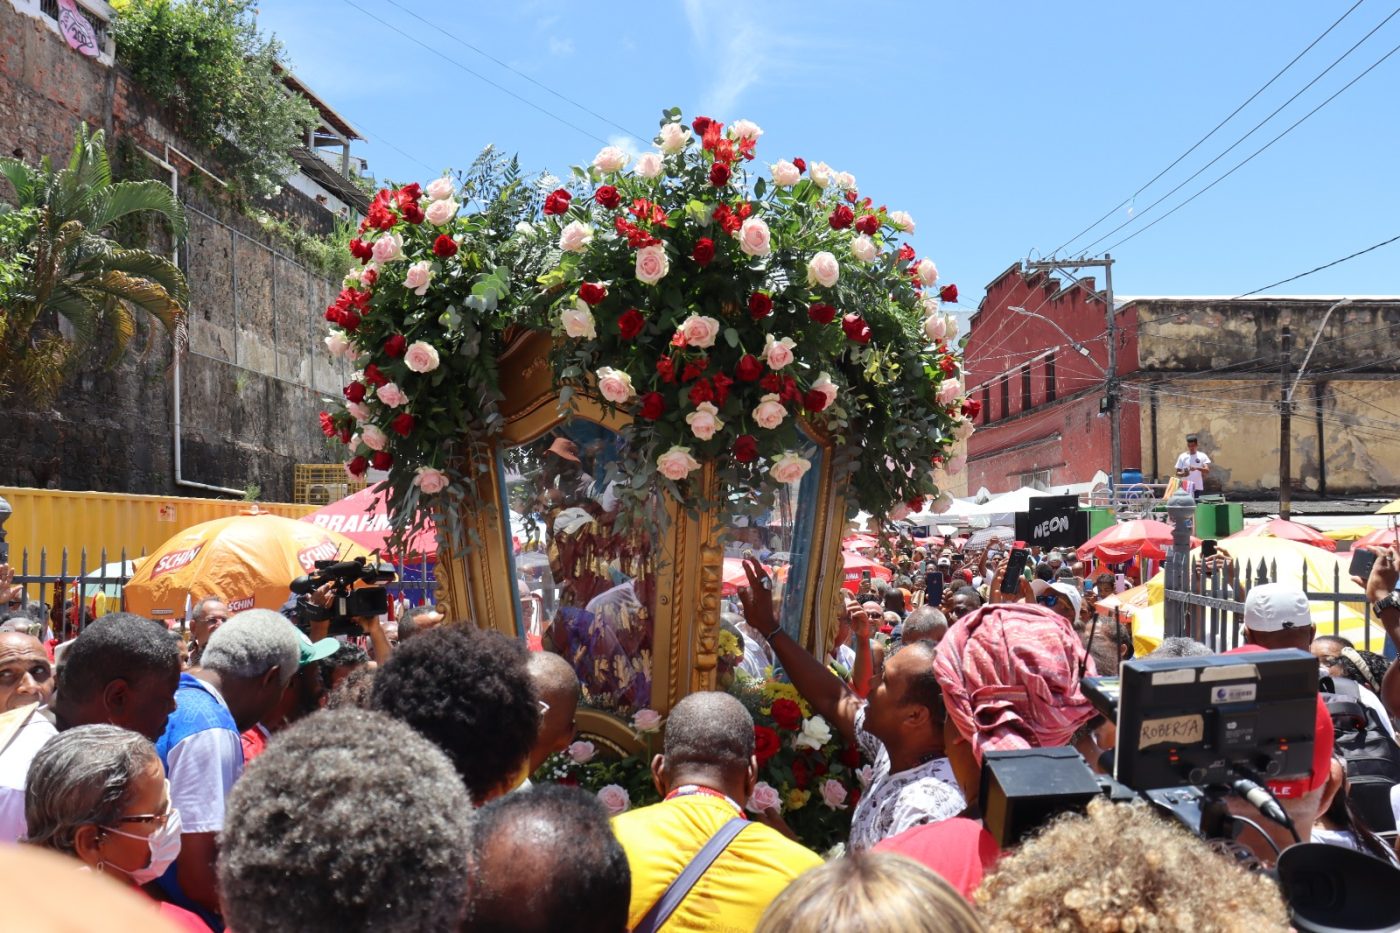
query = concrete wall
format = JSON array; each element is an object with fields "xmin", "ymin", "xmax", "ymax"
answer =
[{"xmin": 0, "ymin": 0, "xmax": 344, "ymax": 500}]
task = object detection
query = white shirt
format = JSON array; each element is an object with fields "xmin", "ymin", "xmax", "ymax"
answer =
[
  {"xmin": 848, "ymin": 705, "xmax": 965, "ymax": 851},
  {"xmin": 164, "ymin": 679, "xmax": 243, "ymax": 835},
  {"xmin": 1175, "ymin": 450, "xmax": 1212, "ymax": 492},
  {"xmin": 0, "ymin": 709, "xmax": 57, "ymax": 844}
]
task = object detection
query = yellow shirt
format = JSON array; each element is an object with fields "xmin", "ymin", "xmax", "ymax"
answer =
[{"xmin": 612, "ymin": 794, "xmax": 823, "ymax": 933}]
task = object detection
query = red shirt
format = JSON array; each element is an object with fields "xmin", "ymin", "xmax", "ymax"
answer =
[
  {"xmin": 873, "ymin": 817, "xmax": 1001, "ymax": 900},
  {"xmin": 240, "ymin": 724, "xmax": 271, "ymax": 764}
]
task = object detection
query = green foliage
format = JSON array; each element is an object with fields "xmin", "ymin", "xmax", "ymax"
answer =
[
  {"xmin": 254, "ymin": 212, "xmax": 353, "ymax": 279},
  {"xmin": 111, "ymin": 0, "xmax": 318, "ymax": 199},
  {"xmin": 0, "ymin": 125, "xmax": 187, "ymax": 403}
]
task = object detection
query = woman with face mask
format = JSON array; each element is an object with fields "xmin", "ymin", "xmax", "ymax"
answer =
[{"xmin": 23, "ymin": 725, "xmax": 210, "ymax": 932}]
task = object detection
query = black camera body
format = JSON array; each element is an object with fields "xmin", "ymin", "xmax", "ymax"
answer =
[{"xmin": 291, "ymin": 557, "xmax": 397, "ymax": 638}]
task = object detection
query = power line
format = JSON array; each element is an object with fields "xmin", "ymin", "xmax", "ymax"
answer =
[
  {"xmin": 1049, "ymin": 0, "xmax": 1369, "ymax": 257},
  {"xmin": 1234, "ymin": 233, "xmax": 1400, "ymax": 297}
]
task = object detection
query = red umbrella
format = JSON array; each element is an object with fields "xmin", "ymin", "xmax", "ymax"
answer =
[
  {"xmin": 721, "ymin": 557, "xmax": 774, "ymax": 596},
  {"xmin": 1354, "ymin": 527, "xmax": 1400, "ymax": 551},
  {"xmin": 300, "ymin": 486, "xmax": 437, "ymax": 559},
  {"xmin": 1077, "ymin": 519, "xmax": 1198, "ymax": 563},
  {"xmin": 1227, "ymin": 519, "xmax": 1335, "ymax": 551},
  {"xmin": 842, "ymin": 534, "xmax": 879, "ymax": 550},
  {"xmin": 841, "ymin": 551, "xmax": 894, "ymax": 593}
]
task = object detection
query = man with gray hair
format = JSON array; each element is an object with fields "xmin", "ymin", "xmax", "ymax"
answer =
[
  {"xmin": 896, "ymin": 606, "xmax": 948, "ymax": 647},
  {"xmin": 155, "ymin": 608, "xmax": 300, "ymax": 927}
]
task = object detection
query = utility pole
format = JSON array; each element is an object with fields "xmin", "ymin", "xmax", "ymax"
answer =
[
  {"xmin": 1023, "ymin": 256, "xmax": 1120, "ymax": 491},
  {"xmin": 1279, "ymin": 325, "xmax": 1293, "ymax": 521}
]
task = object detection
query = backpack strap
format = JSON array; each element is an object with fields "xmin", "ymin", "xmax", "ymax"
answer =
[{"xmin": 632, "ymin": 817, "xmax": 750, "ymax": 933}]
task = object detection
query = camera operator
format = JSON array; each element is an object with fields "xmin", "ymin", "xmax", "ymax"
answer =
[{"xmin": 295, "ymin": 580, "xmax": 393, "ymax": 665}]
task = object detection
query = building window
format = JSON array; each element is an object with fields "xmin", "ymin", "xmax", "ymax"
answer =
[
  {"xmin": 1045, "ymin": 353, "xmax": 1056, "ymax": 402},
  {"xmin": 982, "ymin": 384, "xmax": 992, "ymax": 424},
  {"xmin": 1020, "ymin": 366, "xmax": 1032, "ymax": 410},
  {"xmin": 1000, "ymin": 377, "xmax": 1010, "ymax": 418},
  {"xmin": 1020, "ymin": 469, "xmax": 1051, "ymax": 490}
]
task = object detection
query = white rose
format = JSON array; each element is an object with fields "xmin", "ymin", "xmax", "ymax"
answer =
[
  {"xmin": 404, "ymin": 340, "xmax": 440, "ymax": 374},
  {"xmin": 729, "ymin": 118, "xmax": 764, "ymax": 140},
  {"xmin": 361, "ymin": 424, "xmax": 388, "ymax": 451},
  {"xmin": 558, "ymin": 220, "xmax": 594, "ymax": 253},
  {"xmin": 954, "ymin": 417, "xmax": 976, "ymax": 441},
  {"xmin": 634, "ymin": 151, "xmax": 664, "ymax": 179},
  {"xmin": 851, "ymin": 234, "xmax": 878, "ymax": 263},
  {"xmin": 595, "ymin": 366, "xmax": 635, "ymax": 405},
  {"xmin": 810, "ymin": 371, "xmax": 838, "ymax": 408},
  {"xmin": 752, "ymin": 393, "xmax": 787, "ymax": 430},
  {"xmin": 924, "ymin": 314, "xmax": 948, "ymax": 343},
  {"xmin": 592, "ymin": 145, "xmax": 628, "ymax": 173},
  {"xmin": 889, "ymin": 502, "xmax": 911, "ymax": 522},
  {"xmin": 658, "ymin": 122, "xmax": 690, "ymax": 153},
  {"xmin": 770, "ymin": 160, "xmax": 801, "ymax": 187},
  {"xmin": 596, "ymin": 784, "xmax": 630, "ymax": 816},
  {"xmin": 916, "ymin": 258, "xmax": 939, "ymax": 286},
  {"xmin": 685, "ymin": 401, "xmax": 724, "ymax": 440},
  {"xmin": 425, "ymin": 177, "xmax": 455, "ymax": 201},
  {"xmin": 809, "ymin": 161, "xmax": 832, "ymax": 188},
  {"xmin": 737, "ymin": 217, "xmax": 771, "ymax": 257},
  {"xmin": 656, "ymin": 445, "xmax": 701, "ymax": 480},
  {"xmin": 424, "ymin": 198, "xmax": 457, "ymax": 226},
  {"xmin": 634, "ymin": 244, "xmax": 670, "ymax": 285},
  {"xmin": 944, "ymin": 314, "xmax": 959, "ymax": 340},
  {"xmin": 404, "ymin": 260, "xmax": 433, "ymax": 296},
  {"xmin": 889, "ymin": 210, "xmax": 915, "ymax": 233},
  {"xmin": 835, "ymin": 170, "xmax": 857, "ymax": 191},
  {"xmin": 947, "ymin": 454, "xmax": 966, "ymax": 475},
  {"xmin": 371, "ymin": 232, "xmax": 403, "ymax": 263},
  {"xmin": 561, "ymin": 300, "xmax": 596, "ymax": 340},
  {"xmin": 762, "ymin": 334, "xmax": 796, "ymax": 370},
  {"xmin": 675, "ymin": 314, "xmax": 720, "ymax": 349},
  {"xmin": 514, "ymin": 220, "xmax": 537, "ymax": 237},
  {"xmin": 807, "ymin": 251, "xmax": 840, "ymax": 288},
  {"xmin": 769, "ymin": 451, "xmax": 812, "ymax": 485},
  {"xmin": 921, "ymin": 295, "xmax": 941, "ymax": 316},
  {"xmin": 795, "ymin": 715, "xmax": 833, "ymax": 750},
  {"xmin": 937, "ymin": 378, "xmax": 963, "ymax": 406},
  {"xmin": 324, "ymin": 331, "xmax": 350, "ymax": 358}
]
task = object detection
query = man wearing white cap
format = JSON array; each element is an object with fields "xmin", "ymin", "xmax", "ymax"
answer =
[
  {"xmin": 1042, "ymin": 581, "xmax": 1082, "ymax": 626},
  {"xmin": 1242, "ymin": 582, "xmax": 1313, "ymax": 651}
]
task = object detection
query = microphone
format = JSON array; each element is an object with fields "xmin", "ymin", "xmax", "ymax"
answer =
[{"xmin": 1231, "ymin": 776, "xmax": 1293, "ymax": 830}]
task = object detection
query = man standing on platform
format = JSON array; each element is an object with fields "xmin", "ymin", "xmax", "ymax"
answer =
[{"xmin": 1174, "ymin": 434, "xmax": 1212, "ymax": 499}]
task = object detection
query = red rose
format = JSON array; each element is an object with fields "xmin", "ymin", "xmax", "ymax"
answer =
[
  {"xmin": 617, "ymin": 308, "xmax": 645, "ymax": 340},
  {"xmin": 402, "ymin": 202, "xmax": 425, "ymax": 225},
  {"xmin": 735, "ymin": 353, "xmax": 763, "ymax": 382},
  {"xmin": 391, "ymin": 412, "xmax": 415, "ymax": 436},
  {"xmin": 594, "ymin": 185, "xmax": 621, "ymax": 209},
  {"xmin": 346, "ymin": 455, "xmax": 369, "ymax": 477},
  {"xmin": 362, "ymin": 268, "xmax": 378, "ymax": 288},
  {"xmin": 709, "ymin": 163, "xmax": 731, "ymax": 187},
  {"xmin": 318, "ymin": 411, "xmax": 336, "ymax": 438},
  {"xmin": 692, "ymin": 237, "xmax": 715, "ymax": 266},
  {"xmin": 907, "ymin": 497, "xmax": 925, "ymax": 513},
  {"xmin": 829, "ymin": 205, "xmax": 854, "ymax": 230},
  {"xmin": 792, "ymin": 157, "xmax": 807, "ymax": 173},
  {"xmin": 791, "ymin": 756, "xmax": 811, "ymax": 789},
  {"xmin": 702, "ymin": 122, "xmax": 723, "ymax": 151},
  {"xmin": 542, "ymin": 188, "xmax": 572, "ymax": 216},
  {"xmin": 370, "ymin": 450, "xmax": 393, "ymax": 471},
  {"xmin": 855, "ymin": 214, "xmax": 879, "ymax": 235},
  {"xmin": 348, "ymin": 238, "xmax": 373, "ymax": 261},
  {"xmin": 898, "ymin": 243, "xmax": 916, "ymax": 262},
  {"xmin": 339, "ymin": 425, "xmax": 353, "ymax": 445},
  {"xmin": 656, "ymin": 357, "xmax": 676, "ymax": 383},
  {"xmin": 780, "ymin": 375, "xmax": 801, "ymax": 404},
  {"xmin": 681, "ymin": 357, "xmax": 708, "ymax": 383},
  {"xmin": 941, "ymin": 356, "xmax": 959, "ymax": 376},
  {"xmin": 844, "ymin": 189, "xmax": 858, "ymax": 204},
  {"xmin": 808, "ymin": 302, "xmax": 837, "ymax": 325},
  {"xmin": 939, "ymin": 283, "xmax": 960, "ymax": 304},
  {"xmin": 578, "ymin": 282, "xmax": 607, "ymax": 306},
  {"xmin": 733, "ymin": 434, "xmax": 758, "ymax": 463},
  {"xmin": 760, "ymin": 373, "xmax": 781, "ymax": 393},
  {"xmin": 842, "ymin": 313, "xmax": 872, "ymax": 344},
  {"xmin": 813, "ymin": 760, "xmax": 828, "ymax": 776},
  {"xmin": 433, "ymin": 234, "xmax": 458, "ymax": 258},
  {"xmin": 802, "ymin": 389, "xmax": 830, "ymax": 413},
  {"xmin": 747, "ymin": 292, "xmax": 773, "ymax": 319},
  {"xmin": 692, "ymin": 115, "xmax": 714, "ymax": 135},
  {"xmin": 712, "ymin": 372, "xmax": 733, "ymax": 406},
  {"xmin": 839, "ymin": 743, "xmax": 862, "ymax": 768},
  {"xmin": 713, "ymin": 139, "xmax": 735, "ymax": 164},
  {"xmin": 363, "ymin": 364, "xmax": 388, "ymax": 387},
  {"xmin": 754, "ymin": 725, "xmax": 781, "ymax": 764},
  {"xmin": 687, "ymin": 379, "xmax": 715, "ymax": 406},
  {"xmin": 770, "ymin": 698, "xmax": 803, "ymax": 731},
  {"xmin": 343, "ymin": 382, "xmax": 366, "ymax": 404},
  {"xmin": 962, "ymin": 398, "xmax": 982, "ymax": 419},
  {"xmin": 397, "ymin": 182, "xmax": 422, "ymax": 205},
  {"xmin": 384, "ymin": 334, "xmax": 407, "ymax": 358},
  {"xmin": 340, "ymin": 310, "xmax": 361, "ymax": 332},
  {"xmin": 638, "ymin": 392, "xmax": 664, "ymax": 420}
]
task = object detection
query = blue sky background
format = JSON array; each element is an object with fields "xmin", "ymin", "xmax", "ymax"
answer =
[{"xmin": 259, "ymin": 0, "xmax": 1400, "ymax": 314}]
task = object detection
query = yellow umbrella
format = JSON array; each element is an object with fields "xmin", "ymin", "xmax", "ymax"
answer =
[
  {"xmin": 1378, "ymin": 498, "xmax": 1400, "ymax": 515},
  {"xmin": 1323, "ymin": 525, "xmax": 1386, "ymax": 541}
]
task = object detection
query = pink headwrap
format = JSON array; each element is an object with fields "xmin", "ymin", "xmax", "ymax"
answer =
[{"xmin": 934, "ymin": 603, "xmax": 1098, "ymax": 762}]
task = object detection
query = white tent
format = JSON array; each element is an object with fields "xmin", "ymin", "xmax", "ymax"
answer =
[{"xmin": 940, "ymin": 486, "xmax": 1054, "ymax": 526}]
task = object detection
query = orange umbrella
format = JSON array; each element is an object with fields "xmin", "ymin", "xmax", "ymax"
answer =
[
  {"xmin": 124, "ymin": 511, "xmax": 374, "ymax": 619},
  {"xmin": 1227, "ymin": 518, "xmax": 1336, "ymax": 551},
  {"xmin": 1076, "ymin": 519, "xmax": 1198, "ymax": 563}
]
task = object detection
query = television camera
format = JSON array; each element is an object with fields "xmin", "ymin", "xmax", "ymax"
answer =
[{"xmin": 290, "ymin": 556, "xmax": 397, "ymax": 638}]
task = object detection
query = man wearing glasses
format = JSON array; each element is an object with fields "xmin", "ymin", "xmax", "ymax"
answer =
[{"xmin": 187, "ymin": 597, "xmax": 229, "ymax": 667}]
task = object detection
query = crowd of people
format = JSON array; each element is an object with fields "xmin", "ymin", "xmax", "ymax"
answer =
[{"xmin": 0, "ymin": 537, "xmax": 1396, "ymax": 932}]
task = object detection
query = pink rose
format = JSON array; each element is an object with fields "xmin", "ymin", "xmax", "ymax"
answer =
[
  {"xmin": 729, "ymin": 118, "xmax": 764, "ymax": 140},
  {"xmin": 889, "ymin": 502, "xmax": 911, "ymax": 522},
  {"xmin": 937, "ymin": 378, "xmax": 963, "ymax": 406},
  {"xmin": 954, "ymin": 417, "xmax": 976, "ymax": 441},
  {"xmin": 404, "ymin": 340, "xmax": 440, "ymax": 374},
  {"xmin": 597, "ymin": 784, "xmax": 631, "ymax": 816},
  {"xmin": 820, "ymin": 778, "xmax": 849, "ymax": 810},
  {"xmin": 634, "ymin": 151, "xmax": 664, "ymax": 179},
  {"xmin": 561, "ymin": 301, "xmax": 597, "ymax": 339},
  {"xmin": 376, "ymin": 382, "xmax": 409, "ymax": 408},
  {"xmin": 345, "ymin": 401, "xmax": 370, "ymax": 423},
  {"xmin": 675, "ymin": 314, "xmax": 720, "ymax": 349},
  {"xmin": 916, "ymin": 258, "xmax": 939, "ymax": 285},
  {"xmin": 889, "ymin": 210, "xmax": 915, "ymax": 232},
  {"xmin": 324, "ymin": 331, "xmax": 350, "ymax": 358},
  {"xmin": 595, "ymin": 366, "xmax": 635, "ymax": 405},
  {"xmin": 404, "ymin": 261, "xmax": 433, "ymax": 296},
  {"xmin": 371, "ymin": 232, "xmax": 403, "ymax": 263},
  {"xmin": 746, "ymin": 781, "xmax": 782, "ymax": 814},
  {"xmin": 835, "ymin": 170, "xmax": 857, "ymax": 191},
  {"xmin": 944, "ymin": 314, "xmax": 959, "ymax": 340},
  {"xmin": 414, "ymin": 466, "xmax": 449, "ymax": 494},
  {"xmin": 810, "ymin": 372, "xmax": 838, "ymax": 408},
  {"xmin": 632, "ymin": 708, "xmax": 663, "ymax": 732},
  {"xmin": 924, "ymin": 314, "xmax": 947, "ymax": 343},
  {"xmin": 567, "ymin": 740, "xmax": 596, "ymax": 764},
  {"xmin": 737, "ymin": 217, "xmax": 771, "ymax": 257},
  {"xmin": 634, "ymin": 244, "xmax": 670, "ymax": 285},
  {"xmin": 851, "ymin": 234, "xmax": 878, "ymax": 263},
  {"xmin": 424, "ymin": 198, "xmax": 457, "ymax": 226},
  {"xmin": 770, "ymin": 160, "xmax": 801, "ymax": 187},
  {"xmin": 656, "ymin": 446, "xmax": 701, "ymax": 481},
  {"xmin": 685, "ymin": 401, "xmax": 724, "ymax": 440},
  {"xmin": 752, "ymin": 393, "xmax": 787, "ymax": 430},
  {"xmin": 592, "ymin": 146, "xmax": 628, "ymax": 173},
  {"xmin": 361, "ymin": 424, "xmax": 388, "ymax": 451},
  {"xmin": 658, "ymin": 122, "xmax": 690, "ymax": 153},
  {"xmin": 770, "ymin": 451, "xmax": 811, "ymax": 484},
  {"xmin": 558, "ymin": 220, "xmax": 594, "ymax": 253},
  {"xmin": 857, "ymin": 764, "xmax": 874, "ymax": 788},
  {"xmin": 762, "ymin": 334, "xmax": 796, "ymax": 371},
  {"xmin": 426, "ymin": 177, "xmax": 455, "ymax": 201},
  {"xmin": 807, "ymin": 251, "xmax": 840, "ymax": 288},
  {"xmin": 947, "ymin": 454, "xmax": 966, "ymax": 475}
]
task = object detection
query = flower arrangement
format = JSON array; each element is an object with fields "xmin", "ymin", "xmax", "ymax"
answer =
[{"xmin": 541, "ymin": 108, "xmax": 969, "ymax": 522}]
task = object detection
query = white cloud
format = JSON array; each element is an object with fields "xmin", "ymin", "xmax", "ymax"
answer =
[
  {"xmin": 681, "ymin": 0, "xmax": 825, "ymax": 117},
  {"xmin": 606, "ymin": 134, "xmax": 644, "ymax": 162},
  {"xmin": 547, "ymin": 36, "xmax": 573, "ymax": 56}
]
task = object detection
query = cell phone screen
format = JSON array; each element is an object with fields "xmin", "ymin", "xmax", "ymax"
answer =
[
  {"xmin": 928, "ymin": 571, "xmax": 944, "ymax": 605},
  {"xmin": 1201, "ymin": 539, "xmax": 1217, "ymax": 559},
  {"xmin": 1000, "ymin": 548, "xmax": 1029, "ymax": 595},
  {"xmin": 1350, "ymin": 549, "xmax": 1379, "ymax": 582}
]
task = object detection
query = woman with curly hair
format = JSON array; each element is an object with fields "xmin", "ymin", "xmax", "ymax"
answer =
[{"xmin": 976, "ymin": 799, "xmax": 1290, "ymax": 932}]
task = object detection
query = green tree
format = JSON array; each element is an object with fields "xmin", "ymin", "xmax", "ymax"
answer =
[{"xmin": 0, "ymin": 124, "xmax": 188, "ymax": 403}]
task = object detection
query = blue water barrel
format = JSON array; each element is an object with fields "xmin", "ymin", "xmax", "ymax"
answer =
[{"xmin": 1121, "ymin": 468, "xmax": 1143, "ymax": 486}]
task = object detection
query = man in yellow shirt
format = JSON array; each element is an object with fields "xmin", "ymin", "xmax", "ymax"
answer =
[{"xmin": 611, "ymin": 692, "xmax": 822, "ymax": 932}]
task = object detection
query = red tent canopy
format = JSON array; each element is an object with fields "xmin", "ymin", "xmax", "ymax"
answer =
[
  {"xmin": 721, "ymin": 557, "xmax": 777, "ymax": 596},
  {"xmin": 842, "ymin": 551, "xmax": 894, "ymax": 593},
  {"xmin": 300, "ymin": 486, "xmax": 437, "ymax": 559},
  {"xmin": 1077, "ymin": 519, "xmax": 1198, "ymax": 563},
  {"xmin": 1354, "ymin": 527, "xmax": 1400, "ymax": 551},
  {"xmin": 1227, "ymin": 519, "xmax": 1336, "ymax": 551}
]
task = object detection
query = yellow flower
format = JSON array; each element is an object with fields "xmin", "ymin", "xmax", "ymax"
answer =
[
  {"xmin": 761, "ymin": 680, "xmax": 812, "ymax": 717},
  {"xmin": 786, "ymin": 789, "xmax": 811, "ymax": 811},
  {"xmin": 717, "ymin": 630, "xmax": 741, "ymax": 659}
]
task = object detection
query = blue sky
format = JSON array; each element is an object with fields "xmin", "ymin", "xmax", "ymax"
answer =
[{"xmin": 259, "ymin": 0, "xmax": 1400, "ymax": 314}]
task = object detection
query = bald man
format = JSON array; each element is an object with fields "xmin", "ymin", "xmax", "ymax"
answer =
[
  {"xmin": 526, "ymin": 651, "xmax": 581, "ymax": 774},
  {"xmin": 0, "ymin": 633, "xmax": 57, "ymax": 843}
]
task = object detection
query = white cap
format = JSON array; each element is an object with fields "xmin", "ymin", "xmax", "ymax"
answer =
[
  {"xmin": 1047, "ymin": 581, "xmax": 1083, "ymax": 619},
  {"xmin": 1243, "ymin": 583, "xmax": 1312, "ymax": 632}
]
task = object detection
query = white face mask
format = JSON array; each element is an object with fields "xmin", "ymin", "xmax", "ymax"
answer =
[{"xmin": 100, "ymin": 804, "xmax": 183, "ymax": 885}]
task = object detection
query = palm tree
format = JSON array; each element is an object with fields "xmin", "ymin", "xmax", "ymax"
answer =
[{"xmin": 0, "ymin": 123, "xmax": 188, "ymax": 403}]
